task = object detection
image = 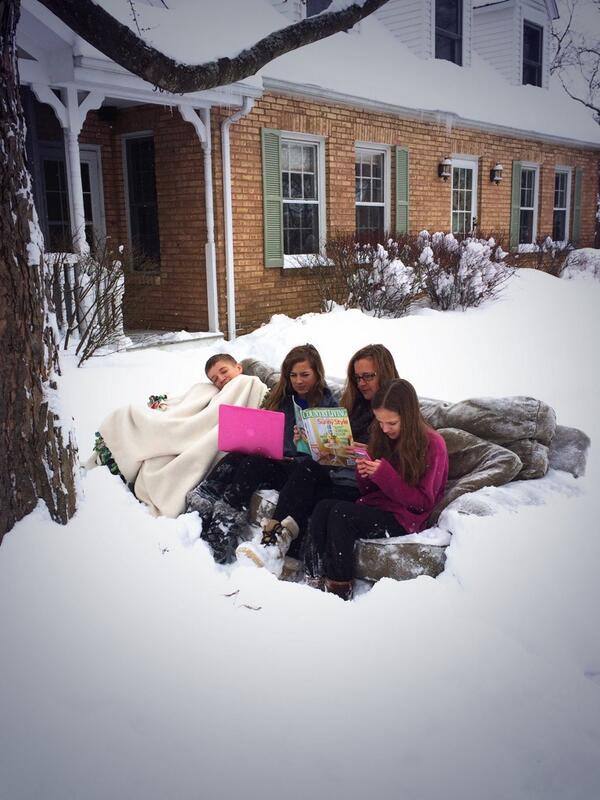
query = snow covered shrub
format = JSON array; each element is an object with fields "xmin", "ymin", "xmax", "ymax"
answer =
[
  {"xmin": 306, "ymin": 233, "xmax": 422, "ymax": 317},
  {"xmin": 503, "ymin": 235, "xmax": 573, "ymax": 277},
  {"xmin": 416, "ymin": 231, "xmax": 513, "ymax": 311}
]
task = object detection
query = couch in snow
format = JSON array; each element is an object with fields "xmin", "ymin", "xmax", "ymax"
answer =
[{"xmin": 241, "ymin": 359, "xmax": 590, "ymax": 582}]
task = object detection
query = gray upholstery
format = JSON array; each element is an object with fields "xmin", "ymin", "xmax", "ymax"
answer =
[{"xmin": 241, "ymin": 359, "xmax": 590, "ymax": 583}]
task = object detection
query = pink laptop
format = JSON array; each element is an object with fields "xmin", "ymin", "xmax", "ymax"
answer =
[{"xmin": 218, "ymin": 404, "xmax": 285, "ymax": 460}]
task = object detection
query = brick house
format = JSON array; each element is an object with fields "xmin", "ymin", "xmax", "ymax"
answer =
[{"xmin": 17, "ymin": 0, "xmax": 600, "ymax": 338}]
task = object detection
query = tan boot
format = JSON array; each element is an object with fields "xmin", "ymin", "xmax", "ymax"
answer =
[
  {"xmin": 236, "ymin": 516, "xmax": 299, "ymax": 577},
  {"xmin": 324, "ymin": 578, "xmax": 353, "ymax": 601}
]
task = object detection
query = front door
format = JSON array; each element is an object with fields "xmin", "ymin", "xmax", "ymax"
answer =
[
  {"xmin": 451, "ymin": 158, "xmax": 478, "ymax": 235},
  {"xmin": 38, "ymin": 142, "xmax": 106, "ymax": 252}
]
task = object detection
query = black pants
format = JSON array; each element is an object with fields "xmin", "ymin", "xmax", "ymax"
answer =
[
  {"xmin": 203, "ymin": 452, "xmax": 297, "ymax": 510},
  {"xmin": 272, "ymin": 460, "xmax": 359, "ymax": 557},
  {"xmin": 305, "ymin": 499, "xmax": 407, "ymax": 582}
]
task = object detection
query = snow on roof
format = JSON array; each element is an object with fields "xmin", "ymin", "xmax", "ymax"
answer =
[{"xmin": 80, "ymin": 0, "xmax": 600, "ymax": 146}]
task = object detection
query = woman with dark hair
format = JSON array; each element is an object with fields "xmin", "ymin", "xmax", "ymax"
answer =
[
  {"xmin": 305, "ymin": 379, "xmax": 449, "ymax": 600},
  {"xmin": 186, "ymin": 344, "xmax": 336, "ymax": 564},
  {"xmin": 236, "ymin": 344, "xmax": 400, "ymax": 574}
]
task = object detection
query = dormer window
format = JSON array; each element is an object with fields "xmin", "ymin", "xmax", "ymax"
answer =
[
  {"xmin": 435, "ymin": 0, "xmax": 463, "ymax": 66},
  {"xmin": 523, "ymin": 21, "xmax": 543, "ymax": 87},
  {"xmin": 306, "ymin": 0, "xmax": 332, "ymax": 17}
]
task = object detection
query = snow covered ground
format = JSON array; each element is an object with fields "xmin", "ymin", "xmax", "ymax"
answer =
[{"xmin": 1, "ymin": 268, "xmax": 600, "ymax": 800}]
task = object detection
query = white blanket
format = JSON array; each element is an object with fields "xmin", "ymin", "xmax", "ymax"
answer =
[{"xmin": 91, "ymin": 374, "xmax": 268, "ymax": 517}]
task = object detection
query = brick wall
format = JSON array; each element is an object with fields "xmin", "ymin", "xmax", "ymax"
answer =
[
  {"xmin": 76, "ymin": 93, "xmax": 598, "ymax": 337},
  {"xmin": 81, "ymin": 104, "xmax": 209, "ymax": 331},
  {"xmin": 213, "ymin": 92, "xmax": 598, "ymax": 335}
]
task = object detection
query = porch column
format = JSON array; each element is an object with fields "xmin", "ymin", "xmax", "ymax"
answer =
[
  {"xmin": 31, "ymin": 84, "xmax": 104, "ymax": 254},
  {"xmin": 178, "ymin": 104, "xmax": 219, "ymax": 333}
]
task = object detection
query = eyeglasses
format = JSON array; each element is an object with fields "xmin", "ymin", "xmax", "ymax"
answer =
[{"xmin": 353, "ymin": 372, "xmax": 377, "ymax": 384}]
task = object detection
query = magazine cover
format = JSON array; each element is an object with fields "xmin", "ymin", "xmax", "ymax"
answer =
[{"xmin": 294, "ymin": 402, "xmax": 357, "ymax": 466}]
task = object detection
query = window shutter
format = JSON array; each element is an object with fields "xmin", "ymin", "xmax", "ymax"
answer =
[
  {"xmin": 261, "ymin": 128, "xmax": 283, "ymax": 268},
  {"xmin": 510, "ymin": 161, "xmax": 522, "ymax": 249},
  {"xmin": 395, "ymin": 146, "xmax": 409, "ymax": 235},
  {"xmin": 571, "ymin": 167, "xmax": 583, "ymax": 245}
]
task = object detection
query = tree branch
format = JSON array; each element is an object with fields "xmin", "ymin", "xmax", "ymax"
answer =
[{"xmin": 39, "ymin": 0, "xmax": 391, "ymax": 94}]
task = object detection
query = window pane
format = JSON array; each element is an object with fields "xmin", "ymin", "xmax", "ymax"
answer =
[
  {"xmin": 552, "ymin": 210, "xmax": 566, "ymax": 242},
  {"xmin": 519, "ymin": 209, "xmax": 534, "ymax": 244},
  {"xmin": 371, "ymin": 177, "xmax": 383, "ymax": 203},
  {"xmin": 302, "ymin": 145, "xmax": 315, "ymax": 172},
  {"xmin": 283, "ymin": 202, "xmax": 319, "ymax": 255},
  {"xmin": 306, "ymin": 0, "xmax": 332, "ymax": 16},
  {"xmin": 356, "ymin": 205, "xmax": 384, "ymax": 237},
  {"xmin": 436, "ymin": 0, "xmax": 461, "ymax": 34},
  {"xmin": 290, "ymin": 172, "xmax": 302, "ymax": 199},
  {"xmin": 126, "ymin": 136, "xmax": 160, "ymax": 265},
  {"xmin": 289, "ymin": 145, "xmax": 303, "ymax": 171}
]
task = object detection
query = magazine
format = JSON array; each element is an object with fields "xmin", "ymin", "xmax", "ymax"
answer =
[{"xmin": 293, "ymin": 400, "xmax": 359, "ymax": 467}]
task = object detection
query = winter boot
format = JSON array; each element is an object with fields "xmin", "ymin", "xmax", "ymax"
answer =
[
  {"xmin": 201, "ymin": 499, "xmax": 248, "ymax": 565},
  {"xmin": 304, "ymin": 574, "xmax": 326, "ymax": 592},
  {"xmin": 324, "ymin": 578, "xmax": 353, "ymax": 601},
  {"xmin": 235, "ymin": 516, "xmax": 299, "ymax": 577},
  {"xmin": 185, "ymin": 482, "xmax": 220, "ymax": 530}
]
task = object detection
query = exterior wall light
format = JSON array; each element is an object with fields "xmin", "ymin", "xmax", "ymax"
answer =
[
  {"xmin": 490, "ymin": 163, "xmax": 503, "ymax": 184},
  {"xmin": 438, "ymin": 157, "xmax": 452, "ymax": 181}
]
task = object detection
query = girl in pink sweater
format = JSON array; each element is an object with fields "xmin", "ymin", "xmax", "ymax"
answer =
[{"xmin": 305, "ymin": 379, "xmax": 449, "ymax": 600}]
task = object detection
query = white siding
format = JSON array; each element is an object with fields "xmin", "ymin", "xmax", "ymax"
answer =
[
  {"xmin": 473, "ymin": 3, "xmax": 517, "ymax": 83},
  {"xmin": 376, "ymin": 0, "xmax": 472, "ymax": 65},
  {"xmin": 474, "ymin": 0, "xmax": 552, "ymax": 87},
  {"xmin": 266, "ymin": 0, "xmax": 302, "ymax": 23},
  {"xmin": 521, "ymin": 0, "xmax": 551, "ymax": 88},
  {"xmin": 374, "ymin": 0, "xmax": 430, "ymax": 58}
]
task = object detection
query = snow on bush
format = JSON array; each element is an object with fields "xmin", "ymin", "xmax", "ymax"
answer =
[{"xmin": 560, "ymin": 248, "xmax": 600, "ymax": 280}]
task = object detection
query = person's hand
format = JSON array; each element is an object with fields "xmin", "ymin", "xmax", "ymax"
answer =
[
  {"xmin": 356, "ymin": 458, "xmax": 381, "ymax": 478},
  {"xmin": 293, "ymin": 425, "xmax": 301, "ymax": 445}
]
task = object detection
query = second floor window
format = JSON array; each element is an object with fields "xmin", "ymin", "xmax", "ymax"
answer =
[
  {"xmin": 523, "ymin": 21, "xmax": 543, "ymax": 87},
  {"xmin": 435, "ymin": 0, "xmax": 462, "ymax": 66}
]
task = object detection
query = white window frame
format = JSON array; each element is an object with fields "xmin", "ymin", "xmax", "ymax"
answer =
[
  {"xmin": 280, "ymin": 130, "xmax": 326, "ymax": 269},
  {"xmin": 450, "ymin": 155, "xmax": 478, "ymax": 235},
  {"xmin": 38, "ymin": 140, "xmax": 106, "ymax": 251},
  {"xmin": 552, "ymin": 166, "xmax": 572, "ymax": 245},
  {"xmin": 355, "ymin": 142, "xmax": 391, "ymax": 236},
  {"xmin": 518, "ymin": 161, "xmax": 540, "ymax": 249}
]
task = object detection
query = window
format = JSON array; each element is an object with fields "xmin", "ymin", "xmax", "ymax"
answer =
[
  {"xmin": 435, "ymin": 0, "xmax": 462, "ymax": 66},
  {"xmin": 306, "ymin": 0, "xmax": 332, "ymax": 17},
  {"xmin": 523, "ymin": 21, "xmax": 543, "ymax": 87},
  {"xmin": 518, "ymin": 165, "xmax": 539, "ymax": 244},
  {"xmin": 451, "ymin": 158, "xmax": 478, "ymax": 235},
  {"xmin": 42, "ymin": 157, "xmax": 72, "ymax": 251},
  {"xmin": 552, "ymin": 169, "xmax": 571, "ymax": 243},
  {"xmin": 355, "ymin": 146, "xmax": 388, "ymax": 238},
  {"xmin": 282, "ymin": 138, "xmax": 322, "ymax": 257},
  {"xmin": 124, "ymin": 135, "xmax": 161, "ymax": 268}
]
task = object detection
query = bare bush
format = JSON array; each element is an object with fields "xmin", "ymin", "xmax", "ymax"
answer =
[
  {"xmin": 47, "ymin": 240, "xmax": 129, "ymax": 365},
  {"xmin": 503, "ymin": 235, "xmax": 574, "ymax": 277}
]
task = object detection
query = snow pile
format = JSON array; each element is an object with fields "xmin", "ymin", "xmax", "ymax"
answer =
[
  {"xmin": 1, "ymin": 268, "xmax": 600, "ymax": 799},
  {"xmin": 561, "ymin": 247, "xmax": 600, "ymax": 280}
]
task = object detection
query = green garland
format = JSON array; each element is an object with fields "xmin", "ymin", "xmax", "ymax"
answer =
[{"xmin": 93, "ymin": 432, "xmax": 125, "ymax": 482}]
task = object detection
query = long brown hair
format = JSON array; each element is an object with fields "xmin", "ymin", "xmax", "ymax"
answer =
[
  {"xmin": 263, "ymin": 344, "xmax": 327, "ymax": 410},
  {"xmin": 368, "ymin": 379, "xmax": 430, "ymax": 486},
  {"xmin": 340, "ymin": 344, "xmax": 399, "ymax": 412}
]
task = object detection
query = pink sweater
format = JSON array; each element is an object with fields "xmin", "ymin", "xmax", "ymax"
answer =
[{"xmin": 356, "ymin": 428, "xmax": 449, "ymax": 533}]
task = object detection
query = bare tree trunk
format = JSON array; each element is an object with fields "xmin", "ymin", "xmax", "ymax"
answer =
[{"xmin": 0, "ymin": 0, "xmax": 77, "ymax": 543}]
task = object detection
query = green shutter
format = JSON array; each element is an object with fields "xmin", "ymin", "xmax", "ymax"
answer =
[
  {"xmin": 395, "ymin": 146, "xmax": 409, "ymax": 235},
  {"xmin": 261, "ymin": 128, "xmax": 283, "ymax": 268},
  {"xmin": 509, "ymin": 161, "xmax": 522, "ymax": 249},
  {"xmin": 571, "ymin": 167, "xmax": 583, "ymax": 245}
]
